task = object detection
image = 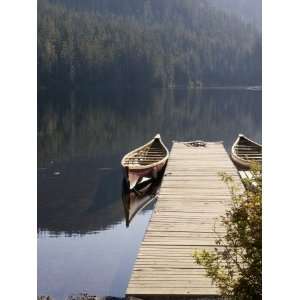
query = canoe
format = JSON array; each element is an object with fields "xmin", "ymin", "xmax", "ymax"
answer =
[
  {"xmin": 121, "ymin": 134, "xmax": 169, "ymax": 189},
  {"xmin": 231, "ymin": 134, "xmax": 262, "ymax": 169},
  {"xmin": 122, "ymin": 179, "xmax": 160, "ymax": 227}
]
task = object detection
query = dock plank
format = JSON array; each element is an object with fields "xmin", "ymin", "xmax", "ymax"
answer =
[{"xmin": 126, "ymin": 141, "xmax": 241, "ymax": 298}]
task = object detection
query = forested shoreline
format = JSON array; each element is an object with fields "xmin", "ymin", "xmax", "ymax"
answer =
[{"xmin": 38, "ymin": 0, "xmax": 261, "ymax": 89}]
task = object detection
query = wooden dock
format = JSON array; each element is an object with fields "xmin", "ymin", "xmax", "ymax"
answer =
[{"xmin": 126, "ymin": 141, "xmax": 243, "ymax": 299}]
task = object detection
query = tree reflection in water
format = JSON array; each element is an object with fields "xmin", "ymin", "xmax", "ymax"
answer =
[{"xmin": 38, "ymin": 87, "xmax": 261, "ymax": 235}]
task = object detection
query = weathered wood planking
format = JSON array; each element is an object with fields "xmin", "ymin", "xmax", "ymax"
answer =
[{"xmin": 126, "ymin": 141, "xmax": 242, "ymax": 299}]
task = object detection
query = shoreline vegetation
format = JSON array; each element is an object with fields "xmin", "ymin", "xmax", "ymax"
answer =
[
  {"xmin": 38, "ymin": 83, "xmax": 262, "ymax": 92},
  {"xmin": 38, "ymin": 0, "xmax": 261, "ymax": 90},
  {"xmin": 194, "ymin": 167, "xmax": 262, "ymax": 298}
]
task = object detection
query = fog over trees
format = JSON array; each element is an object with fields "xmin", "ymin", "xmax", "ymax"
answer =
[
  {"xmin": 38, "ymin": 0, "xmax": 261, "ymax": 89},
  {"xmin": 211, "ymin": 0, "xmax": 261, "ymax": 31}
]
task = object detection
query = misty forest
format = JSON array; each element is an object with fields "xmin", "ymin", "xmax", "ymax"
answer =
[{"xmin": 38, "ymin": 0, "xmax": 261, "ymax": 89}]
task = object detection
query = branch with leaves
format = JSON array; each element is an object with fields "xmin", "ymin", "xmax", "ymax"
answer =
[{"xmin": 193, "ymin": 165, "xmax": 262, "ymax": 299}]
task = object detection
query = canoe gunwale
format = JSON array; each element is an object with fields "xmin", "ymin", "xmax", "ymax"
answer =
[
  {"xmin": 121, "ymin": 135, "xmax": 169, "ymax": 171},
  {"xmin": 231, "ymin": 134, "xmax": 262, "ymax": 169}
]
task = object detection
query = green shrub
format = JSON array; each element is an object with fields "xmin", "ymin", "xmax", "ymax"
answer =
[{"xmin": 193, "ymin": 166, "xmax": 262, "ymax": 299}]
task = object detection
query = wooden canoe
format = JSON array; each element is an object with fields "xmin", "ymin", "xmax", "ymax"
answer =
[
  {"xmin": 121, "ymin": 134, "xmax": 169, "ymax": 189},
  {"xmin": 231, "ymin": 134, "xmax": 262, "ymax": 170},
  {"xmin": 122, "ymin": 179, "xmax": 160, "ymax": 227}
]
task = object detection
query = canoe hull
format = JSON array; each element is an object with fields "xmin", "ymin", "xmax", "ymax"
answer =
[
  {"xmin": 231, "ymin": 153, "xmax": 253, "ymax": 170},
  {"xmin": 231, "ymin": 134, "xmax": 262, "ymax": 170},
  {"xmin": 123, "ymin": 161, "xmax": 166, "ymax": 190},
  {"xmin": 121, "ymin": 134, "xmax": 169, "ymax": 190}
]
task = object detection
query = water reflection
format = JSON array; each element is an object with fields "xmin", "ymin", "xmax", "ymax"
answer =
[
  {"xmin": 38, "ymin": 213, "xmax": 153, "ymax": 299},
  {"xmin": 38, "ymin": 87, "xmax": 261, "ymax": 298},
  {"xmin": 38, "ymin": 88, "xmax": 261, "ymax": 164},
  {"xmin": 38, "ymin": 87, "xmax": 261, "ymax": 235},
  {"xmin": 122, "ymin": 178, "xmax": 161, "ymax": 227}
]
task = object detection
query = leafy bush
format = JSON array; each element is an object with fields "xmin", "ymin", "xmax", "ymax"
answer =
[{"xmin": 193, "ymin": 166, "xmax": 262, "ymax": 299}]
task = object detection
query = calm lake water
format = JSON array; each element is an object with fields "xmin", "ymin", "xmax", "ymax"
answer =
[{"xmin": 38, "ymin": 87, "xmax": 261, "ymax": 299}]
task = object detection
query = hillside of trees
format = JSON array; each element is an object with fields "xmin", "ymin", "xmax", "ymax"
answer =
[
  {"xmin": 38, "ymin": 0, "xmax": 261, "ymax": 89},
  {"xmin": 211, "ymin": 0, "xmax": 261, "ymax": 31}
]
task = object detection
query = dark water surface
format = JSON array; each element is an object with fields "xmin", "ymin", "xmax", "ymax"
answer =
[{"xmin": 38, "ymin": 88, "xmax": 261, "ymax": 299}]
